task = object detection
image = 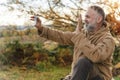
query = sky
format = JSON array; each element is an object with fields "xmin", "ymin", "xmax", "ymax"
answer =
[
  {"xmin": 0, "ymin": 0, "xmax": 25, "ymax": 25},
  {"xmin": 0, "ymin": 0, "xmax": 46, "ymax": 26},
  {"xmin": 0, "ymin": 0, "xmax": 120, "ymax": 27}
]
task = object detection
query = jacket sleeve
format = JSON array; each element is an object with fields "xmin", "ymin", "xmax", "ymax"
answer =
[
  {"xmin": 39, "ymin": 27, "xmax": 74, "ymax": 45},
  {"xmin": 80, "ymin": 35, "xmax": 115, "ymax": 63}
]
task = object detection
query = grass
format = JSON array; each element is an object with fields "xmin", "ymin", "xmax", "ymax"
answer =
[
  {"xmin": 0, "ymin": 66, "xmax": 70, "ymax": 80},
  {"xmin": 114, "ymin": 76, "xmax": 120, "ymax": 80},
  {"xmin": 0, "ymin": 66, "xmax": 120, "ymax": 80}
]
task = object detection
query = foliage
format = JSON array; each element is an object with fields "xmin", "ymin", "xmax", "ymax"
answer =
[
  {"xmin": 1, "ymin": 0, "xmax": 119, "ymax": 35},
  {"xmin": 0, "ymin": 54, "xmax": 8, "ymax": 65},
  {"xmin": 1, "ymin": 38, "xmax": 120, "ymax": 68},
  {"xmin": 111, "ymin": 45, "xmax": 120, "ymax": 77},
  {"xmin": 4, "ymin": 40, "xmax": 44, "ymax": 66},
  {"xmin": 2, "ymin": 40, "xmax": 73, "ymax": 69},
  {"xmin": 1, "ymin": 37, "xmax": 120, "ymax": 77},
  {"xmin": 106, "ymin": 14, "xmax": 120, "ymax": 36},
  {"xmin": 0, "ymin": 28, "xmax": 37, "ymax": 38},
  {"xmin": 113, "ymin": 46, "xmax": 120, "ymax": 65},
  {"xmin": 35, "ymin": 60, "xmax": 53, "ymax": 71}
]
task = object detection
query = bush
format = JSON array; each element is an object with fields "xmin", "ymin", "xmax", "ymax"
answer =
[
  {"xmin": 3, "ymin": 40, "xmax": 45, "ymax": 66},
  {"xmin": 113, "ymin": 46, "xmax": 120, "ymax": 65},
  {"xmin": 47, "ymin": 45, "xmax": 73, "ymax": 66},
  {"xmin": 0, "ymin": 53, "xmax": 8, "ymax": 65},
  {"xmin": 35, "ymin": 60, "xmax": 53, "ymax": 71},
  {"xmin": 2, "ymin": 40, "xmax": 73, "ymax": 71}
]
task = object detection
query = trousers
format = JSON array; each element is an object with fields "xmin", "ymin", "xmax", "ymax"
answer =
[{"xmin": 71, "ymin": 57, "xmax": 103, "ymax": 80}]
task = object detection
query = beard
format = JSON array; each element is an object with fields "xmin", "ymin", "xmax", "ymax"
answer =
[
  {"xmin": 85, "ymin": 24, "xmax": 94, "ymax": 32},
  {"xmin": 84, "ymin": 23, "xmax": 96, "ymax": 32}
]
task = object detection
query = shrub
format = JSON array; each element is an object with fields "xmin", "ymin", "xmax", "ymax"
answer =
[
  {"xmin": 2, "ymin": 40, "xmax": 73, "ymax": 70},
  {"xmin": 3, "ymin": 40, "xmax": 45, "ymax": 66},
  {"xmin": 35, "ymin": 60, "xmax": 53, "ymax": 71},
  {"xmin": 113, "ymin": 46, "xmax": 120, "ymax": 65}
]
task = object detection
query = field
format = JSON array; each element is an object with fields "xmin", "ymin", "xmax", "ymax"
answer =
[
  {"xmin": 0, "ymin": 66, "xmax": 119, "ymax": 80},
  {"xmin": 0, "ymin": 66, "xmax": 70, "ymax": 80}
]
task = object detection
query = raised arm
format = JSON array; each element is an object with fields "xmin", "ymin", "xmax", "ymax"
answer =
[
  {"xmin": 74, "ymin": 14, "xmax": 83, "ymax": 33},
  {"xmin": 30, "ymin": 16, "xmax": 74, "ymax": 45}
]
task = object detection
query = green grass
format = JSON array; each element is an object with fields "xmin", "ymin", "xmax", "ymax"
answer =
[
  {"xmin": 0, "ymin": 66, "xmax": 119, "ymax": 80},
  {"xmin": 0, "ymin": 66, "xmax": 70, "ymax": 80},
  {"xmin": 114, "ymin": 77, "xmax": 120, "ymax": 80}
]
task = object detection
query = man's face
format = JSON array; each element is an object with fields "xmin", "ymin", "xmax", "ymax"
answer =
[{"xmin": 84, "ymin": 8, "xmax": 98, "ymax": 32}]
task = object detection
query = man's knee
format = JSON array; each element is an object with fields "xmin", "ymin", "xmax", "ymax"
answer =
[
  {"xmin": 71, "ymin": 57, "xmax": 93, "ymax": 80},
  {"xmin": 74, "ymin": 57, "xmax": 93, "ymax": 69}
]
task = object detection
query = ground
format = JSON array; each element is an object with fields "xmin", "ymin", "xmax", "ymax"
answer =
[
  {"xmin": 0, "ymin": 66, "xmax": 119, "ymax": 80},
  {"xmin": 0, "ymin": 66, "xmax": 70, "ymax": 80}
]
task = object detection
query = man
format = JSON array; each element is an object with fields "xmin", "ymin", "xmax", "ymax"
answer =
[{"xmin": 31, "ymin": 5, "xmax": 115, "ymax": 80}]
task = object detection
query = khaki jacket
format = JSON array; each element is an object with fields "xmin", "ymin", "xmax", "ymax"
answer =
[{"xmin": 39, "ymin": 26, "xmax": 115, "ymax": 80}]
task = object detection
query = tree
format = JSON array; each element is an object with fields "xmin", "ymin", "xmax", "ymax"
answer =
[{"xmin": 1, "ymin": 0, "xmax": 120, "ymax": 40}]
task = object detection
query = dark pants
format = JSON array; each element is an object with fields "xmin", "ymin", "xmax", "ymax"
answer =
[{"xmin": 71, "ymin": 58, "xmax": 103, "ymax": 80}]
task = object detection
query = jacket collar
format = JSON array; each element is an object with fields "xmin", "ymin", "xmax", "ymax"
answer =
[{"xmin": 86, "ymin": 25, "xmax": 109, "ymax": 36}]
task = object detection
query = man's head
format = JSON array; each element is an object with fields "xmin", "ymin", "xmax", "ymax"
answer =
[{"xmin": 84, "ymin": 5, "xmax": 105, "ymax": 32}]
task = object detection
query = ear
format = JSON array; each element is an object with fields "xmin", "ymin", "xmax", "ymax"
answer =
[{"xmin": 96, "ymin": 16, "xmax": 102, "ymax": 23}]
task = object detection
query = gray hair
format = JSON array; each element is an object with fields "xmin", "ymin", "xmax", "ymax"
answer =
[{"xmin": 89, "ymin": 5, "xmax": 105, "ymax": 25}]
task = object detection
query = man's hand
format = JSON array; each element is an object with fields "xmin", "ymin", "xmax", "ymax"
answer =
[
  {"xmin": 30, "ymin": 16, "xmax": 43, "ymax": 30},
  {"xmin": 75, "ymin": 14, "xmax": 83, "ymax": 33}
]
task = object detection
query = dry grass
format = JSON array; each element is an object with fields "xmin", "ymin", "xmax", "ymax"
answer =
[
  {"xmin": 0, "ymin": 65, "xmax": 119, "ymax": 80},
  {"xmin": 0, "ymin": 66, "xmax": 70, "ymax": 80}
]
